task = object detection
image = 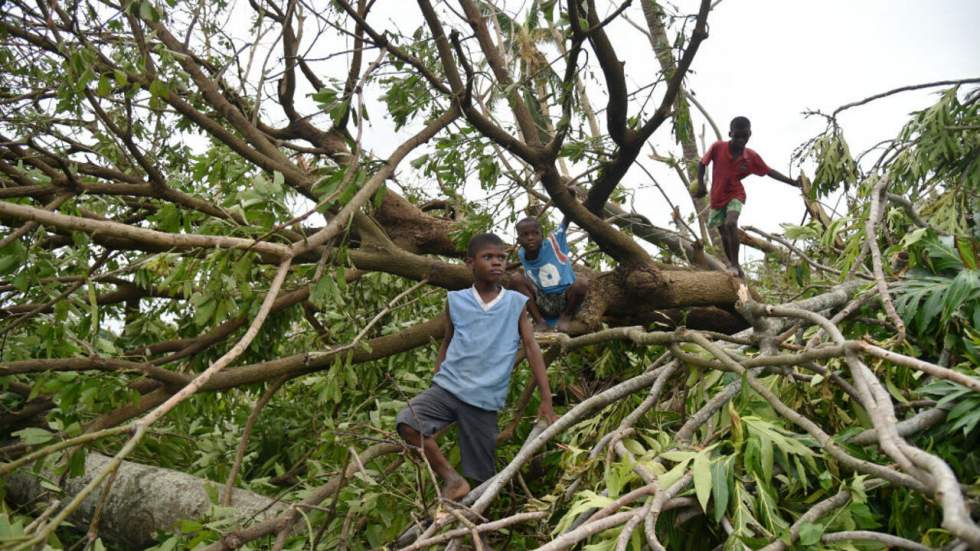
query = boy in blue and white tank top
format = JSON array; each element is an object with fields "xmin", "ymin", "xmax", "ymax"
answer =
[
  {"xmin": 396, "ymin": 233, "xmax": 557, "ymax": 503},
  {"xmin": 512, "ymin": 217, "xmax": 588, "ymax": 332}
]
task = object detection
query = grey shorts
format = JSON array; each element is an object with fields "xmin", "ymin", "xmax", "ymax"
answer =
[
  {"xmin": 396, "ymin": 385, "xmax": 498, "ymax": 482},
  {"xmin": 535, "ymin": 287, "xmax": 568, "ymax": 319}
]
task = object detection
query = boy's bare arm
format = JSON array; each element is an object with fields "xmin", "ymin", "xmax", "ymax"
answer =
[
  {"xmin": 694, "ymin": 162, "xmax": 708, "ymax": 197},
  {"xmin": 519, "ymin": 307, "xmax": 558, "ymax": 424},
  {"xmin": 434, "ymin": 306, "xmax": 454, "ymax": 373},
  {"xmin": 767, "ymin": 168, "xmax": 803, "ymax": 187}
]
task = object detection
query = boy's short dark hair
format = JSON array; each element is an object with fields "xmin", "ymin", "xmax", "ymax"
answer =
[
  {"xmin": 467, "ymin": 232, "xmax": 506, "ymax": 258},
  {"xmin": 730, "ymin": 116, "xmax": 751, "ymax": 131},
  {"xmin": 515, "ymin": 217, "xmax": 540, "ymax": 230}
]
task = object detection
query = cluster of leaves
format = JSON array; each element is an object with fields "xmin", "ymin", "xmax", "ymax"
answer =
[
  {"xmin": 895, "ymin": 230, "xmax": 979, "ymax": 361},
  {"xmin": 798, "ymin": 124, "xmax": 860, "ymax": 198}
]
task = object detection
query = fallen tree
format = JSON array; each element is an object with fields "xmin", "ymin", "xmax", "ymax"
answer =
[
  {"xmin": 1, "ymin": 0, "xmax": 978, "ymax": 549},
  {"xmin": 6, "ymin": 452, "xmax": 285, "ymax": 549}
]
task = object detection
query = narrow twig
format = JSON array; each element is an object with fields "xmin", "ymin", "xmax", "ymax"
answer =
[
  {"xmin": 84, "ymin": 465, "xmax": 120, "ymax": 546},
  {"xmin": 832, "ymin": 78, "xmax": 980, "ymax": 117},
  {"xmin": 864, "ymin": 177, "xmax": 905, "ymax": 341},
  {"xmin": 221, "ymin": 376, "xmax": 289, "ymax": 505},
  {"xmin": 821, "ymin": 530, "xmax": 936, "ymax": 551},
  {"xmin": 743, "ymin": 226, "xmax": 844, "ymax": 276}
]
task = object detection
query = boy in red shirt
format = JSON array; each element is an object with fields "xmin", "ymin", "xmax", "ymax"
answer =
[{"xmin": 695, "ymin": 116, "xmax": 800, "ymax": 277}]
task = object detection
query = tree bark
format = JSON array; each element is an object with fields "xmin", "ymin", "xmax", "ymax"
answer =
[{"xmin": 7, "ymin": 452, "xmax": 285, "ymax": 549}]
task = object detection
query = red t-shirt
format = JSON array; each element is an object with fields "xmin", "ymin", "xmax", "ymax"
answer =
[{"xmin": 700, "ymin": 140, "xmax": 770, "ymax": 209}]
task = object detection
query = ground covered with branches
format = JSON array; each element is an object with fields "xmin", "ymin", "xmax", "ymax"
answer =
[{"xmin": 1, "ymin": 0, "xmax": 978, "ymax": 549}]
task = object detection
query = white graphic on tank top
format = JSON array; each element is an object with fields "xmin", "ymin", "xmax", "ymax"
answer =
[{"xmin": 537, "ymin": 263, "xmax": 561, "ymax": 288}]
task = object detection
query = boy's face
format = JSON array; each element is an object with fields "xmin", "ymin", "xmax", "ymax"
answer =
[
  {"xmin": 729, "ymin": 127, "xmax": 751, "ymax": 150},
  {"xmin": 516, "ymin": 221, "xmax": 543, "ymax": 254},
  {"xmin": 466, "ymin": 243, "xmax": 507, "ymax": 284}
]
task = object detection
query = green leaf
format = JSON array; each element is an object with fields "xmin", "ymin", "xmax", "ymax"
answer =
[
  {"xmin": 658, "ymin": 456, "xmax": 691, "ymax": 490},
  {"xmin": 372, "ymin": 184, "xmax": 387, "ymax": 209},
  {"xmin": 68, "ymin": 448, "xmax": 87, "ymax": 477},
  {"xmin": 309, "ymin": 276, "xmax": 333, "ymax": 309},
  {"xmin": 731, "ymin": 480, "xmax": 758, "ymax": 536},
  {"xmin": 192, "ymin": 296, "xmax": 216, "ymax": 327},
  {"xmin": 901, "ymin": 227, "xmax": 928, "ymax": 248},
  {"xmin": 329, "ymin": 99, "xmax": 350, "ymax": 125},
  {"xmin": 944, "ymin": 270, "xmax": 980, "ymax": 323},
  {"xmin": 622, "ymin": 438, "xmax": 646, "ymax": 456},
  {"xmin": 759, "ymin": 435, "xmax": 774, "ymax": 482},
  {"xmin": 754, "ymin": 473, "xmax": 787, "ymax": 534},
  {"xmin": 0, "ymin": 240, "xmax": 27, "ymax": 275},
  {"xmin": 659, "ymin": 450, "xmax": 697, "ymax": 463},
  {"xmin": 552, "ymin": 490, "xmax": 616, "ymax": 534},
  {"xmin": 148, "ymin": 79, "xmax": 169, "ymax": 98},
  {"xmin": 96, "ymin": 74, "xmax": 112, "ymax": 97},
  {"xmin": 693, "ymin": 449, "xmax": 712, "ymax": 512},
  {"xmin": 604, "ymin": 458, "xmax": 635, "ymax": 498},
  {"xmin": 850, "ymin": 475, "xmax": 868, "ymax": 503},
  {"xmin": 139, "ymin": 1, "xmax": 158, "ymax": 22},
  {"xmin": 312, "ymin": 86, "xmax": 338, "ymax": 106},
  {"xmin": 40, "ymin": 478, "xmax": 62, "ymax": 492},
  {"xmin": 711, "ymin": 457, "xmax": 730, "ymax": 522},
  {"xmin": 956, "ymin": 237, "xmax": 978, "ymax": 269},
  {"xmin": 13, "ymin": 427, "xmax": 54, "ymax": 446},
  {"xmin": 0, "ymin": 514, "xmax": 25, "ymax": 537},
  {"xmin": 798, "ymin": 522, "xmax": 824, "ymax": 545}
]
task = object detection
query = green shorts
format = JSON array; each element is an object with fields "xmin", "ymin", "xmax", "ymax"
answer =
[{"xmin": 707, "ymin": 199, "xmax": 743, "ymax": 227}]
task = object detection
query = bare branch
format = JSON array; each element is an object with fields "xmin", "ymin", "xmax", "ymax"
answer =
[{"xmin": 832, "ymin": 78, "xmax": 980, "ymax": 117}]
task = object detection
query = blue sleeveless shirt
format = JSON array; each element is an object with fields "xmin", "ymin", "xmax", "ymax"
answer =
[
  {"xmin": 432, "ymin": 288, "xmax": 528, "ymax": 411},
  {"xmin": 518, "ymin": 222, "xmax": 576, "ymax": 295}
]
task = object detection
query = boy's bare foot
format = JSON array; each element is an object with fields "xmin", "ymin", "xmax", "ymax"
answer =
[
  {"xmin": 555, "ymin": 316, "xmax": 573, "ymax": 333},
  {"xmin": 442, "ymin": 473, "xmax": 470, "ymax": 502}
]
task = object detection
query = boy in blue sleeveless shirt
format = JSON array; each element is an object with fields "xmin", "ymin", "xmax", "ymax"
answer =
[
  {"xmin": 511, "ymin": 217, "xmax": 588, "ymax": 332},
  {"xmin": 396, "ymin": 233, "xmax": 557, "ymax": 502}
]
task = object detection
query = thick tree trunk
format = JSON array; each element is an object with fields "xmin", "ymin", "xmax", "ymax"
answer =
[{"xmin": 6, "ymin": 452, "xmax": 284, "ymax": 549}]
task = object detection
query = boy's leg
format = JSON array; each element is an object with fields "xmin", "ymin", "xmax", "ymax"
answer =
[
  {"xmin": 556, "ymin": 279, "xmax": 588, "ymax": 331},
  {"xmin": 509, "ymin": 271, "xmax": 550, "ymax": 330},
  {"xmin": 707, "ymin": 206, "xmax": 732, "ymax": 270},
  {"xmin": 396, "ymin": 387, "xmax": 470, "ymax": 501},
  {"xmin": 455, "ymin": 402, "xmax": 499, "ymax": 487},
  {"xmin": 397, "ymin": 425, "xmax": 470, "ymax": 501},
  {"xmin": 721, "ymin": 208, "xmax": 743, "ymax": 277}
]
